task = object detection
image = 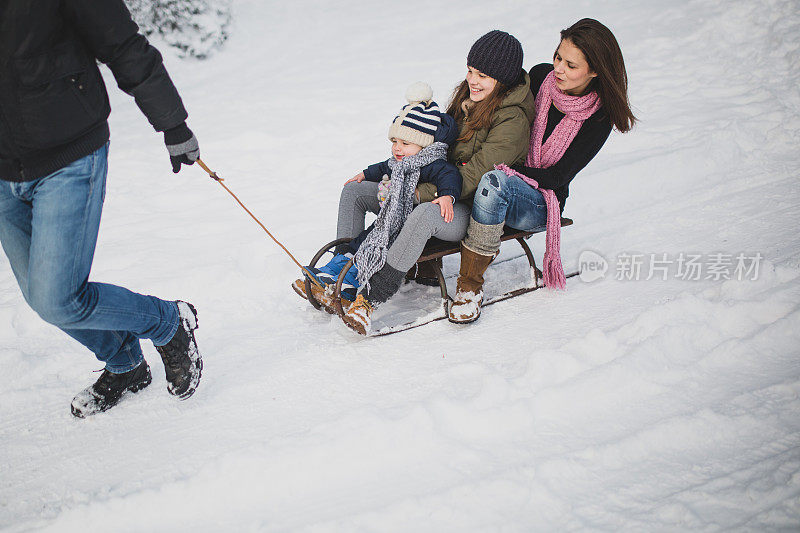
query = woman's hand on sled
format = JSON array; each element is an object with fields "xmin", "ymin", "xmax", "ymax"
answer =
[
  {"xmin": 432, "ymin": 195, "xmax": 454, "ymax": 223},
  {"xmin": 345, "ymin": 172, "xmax": 365, "ymax": 185}
]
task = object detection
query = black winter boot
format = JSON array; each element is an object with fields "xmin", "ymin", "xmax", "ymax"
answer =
[
  {"xmin": 156, "ymin": 301, "xmax": 203, "ymax": 399},
  {"xmin": 405, "ymin": 258, "xmax": 443, "ymax": 286},
  {"xmin": 71, "ymin": 360, "xmax": 152, "ymax": 418},
  {"xmin": 364, "ymin": 263, "xmax": 406, "ymax": 305}
]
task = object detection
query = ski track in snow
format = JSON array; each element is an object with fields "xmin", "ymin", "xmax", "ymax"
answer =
[{"xmin": 2, "ymin": 0, "xmax": 800, "ymax": 531}]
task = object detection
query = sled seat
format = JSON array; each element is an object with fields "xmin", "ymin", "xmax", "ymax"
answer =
[
  {"xmin": 417, "ymin": 218, "xmax": 573, "ymax": 262},
  {"xmin": 303, "ymin": 218, "xmax": 573, "ymax": 316},
  {"xmin": 413, "ymin": 217, "xmax": 573, "ymax": 301}
]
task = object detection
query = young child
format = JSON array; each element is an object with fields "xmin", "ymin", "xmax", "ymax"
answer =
[{"xmin": 293, "ymin": 82, "xmax": 461, "ymax": 310}]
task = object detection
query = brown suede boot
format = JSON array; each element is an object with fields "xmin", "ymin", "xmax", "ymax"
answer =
[
  {"xmin": 342, "ymin": 294, "xmax": 374, "ymax": 335},
  {"xmin": 291, "ymin": 278, "xmax": 353, "ymax": 314},
  {"xmin": 448, "ymin": 244, "xmax": 494, "ymax": 323}
]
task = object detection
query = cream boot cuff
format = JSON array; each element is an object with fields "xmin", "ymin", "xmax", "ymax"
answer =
[{"xmin": 462, "ymin": 217, "xmax": 504, "ymax": 257}]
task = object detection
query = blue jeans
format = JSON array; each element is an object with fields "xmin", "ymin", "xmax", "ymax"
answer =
[
  {"xmin": 471, "ymin": 169, "xmax": 548, "ymax": 231},
  {"xmin": 0, "ymin": 144, "xmax": 179, "ymax": 373}
]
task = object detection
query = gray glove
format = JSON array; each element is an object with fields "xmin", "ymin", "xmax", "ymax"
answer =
[{"xmin": 164, "ymin": 123, "xmax": 200, "ymax": 173}]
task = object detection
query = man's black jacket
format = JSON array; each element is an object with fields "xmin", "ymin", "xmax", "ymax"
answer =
[{"xmin": 0, "ymin": 0, "xmax": 188, "ymax": 181}]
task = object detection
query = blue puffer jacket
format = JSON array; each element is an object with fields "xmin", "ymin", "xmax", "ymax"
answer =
[{"xmin": 362, "ymin": 113, "xmax": 462, "ymax": 202}]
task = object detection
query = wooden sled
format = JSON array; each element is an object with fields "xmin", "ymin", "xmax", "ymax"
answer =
[{"xmin": 302, "ymin": 218, "xmax": 574, "ymax": 334}]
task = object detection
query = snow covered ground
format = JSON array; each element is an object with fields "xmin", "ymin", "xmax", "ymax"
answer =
[{"xmin": 2, "ymin": 0, "xmax": 800, "ymax": 530}]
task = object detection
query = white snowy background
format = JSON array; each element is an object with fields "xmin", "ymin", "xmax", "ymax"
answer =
[{"xmin": 2, "ymin": 0, "xmax": 800, "ymax": 531}]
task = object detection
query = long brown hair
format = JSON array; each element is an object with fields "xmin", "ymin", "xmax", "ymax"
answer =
[
  {"xmin": 559, "ymin": 18, "xmax": 636, "ymax": 133},
  {"xmin": 446, "ymin": 77, "xmax": 516, "ymax": 143}
]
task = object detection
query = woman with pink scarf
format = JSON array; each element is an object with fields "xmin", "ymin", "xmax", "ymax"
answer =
[{"xmin": 449, "ymin": 18, "xmax": 637, "ymax": 323}]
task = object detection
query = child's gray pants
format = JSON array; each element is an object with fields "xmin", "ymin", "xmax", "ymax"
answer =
[{"xmin": 336, "ymin": 180, "xmax": 470, "ymax": 272}]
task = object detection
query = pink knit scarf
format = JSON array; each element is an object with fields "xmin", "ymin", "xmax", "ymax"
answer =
[{"xmin": 496, "ymin": 70, "xmax": 601, "ymax": 289}]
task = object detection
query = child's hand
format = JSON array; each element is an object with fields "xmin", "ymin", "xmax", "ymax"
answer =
[
  {"xmin": 432, "ymin": 195, "xmax": 454, "ymax": 223},
  {"xmin": 344, "ymin": 172, "xmax": 365, "ymax": 185}
]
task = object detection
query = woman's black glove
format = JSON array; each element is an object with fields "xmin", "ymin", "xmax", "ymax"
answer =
[{"xmin": 164, "ymin": 123, "xmax": 200, "ymax": 173}]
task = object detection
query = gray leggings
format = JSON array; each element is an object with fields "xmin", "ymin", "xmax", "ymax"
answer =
[{"xmin": 336, "ymin": 180, "xmax": 470, "ymax": 272}]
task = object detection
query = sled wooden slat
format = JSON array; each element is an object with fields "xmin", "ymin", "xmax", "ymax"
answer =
[{"xmin": 416, "ymin": 217, "xmax": 573, "ymax": 263}]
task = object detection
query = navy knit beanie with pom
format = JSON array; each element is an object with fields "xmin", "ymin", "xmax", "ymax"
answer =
[{"xmin": 467, "ymin": 30, "xmax": 524, "ymax": 86}]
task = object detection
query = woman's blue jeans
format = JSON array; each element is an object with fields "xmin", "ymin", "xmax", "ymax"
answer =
[
  {"xmin": 471, "ymin": 169, "xmax": 548, "ymax": 231},
  {"xmin": 0, "ymin": 144, "xmax": 179, "ymax": 373}
]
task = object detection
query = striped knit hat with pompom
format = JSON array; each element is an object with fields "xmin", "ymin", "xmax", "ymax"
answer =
[{"xmin": 388, "ymin": 82, "xmax": 441, "ymax": 148}]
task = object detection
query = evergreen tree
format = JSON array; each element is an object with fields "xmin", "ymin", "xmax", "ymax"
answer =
[{"xmin": 126, "ymin": 0, "xmax": 232, "ymax": 59}]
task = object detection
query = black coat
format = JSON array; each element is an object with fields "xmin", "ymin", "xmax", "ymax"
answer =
[
  {"xmin": 512, "ymin": 63, "xmax": 612, "ymax": 211},
  {"xmin": 0, "ymin": 0, "xmax": 188, "ymax": 181}
]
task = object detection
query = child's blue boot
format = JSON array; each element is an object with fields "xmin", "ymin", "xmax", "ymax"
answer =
[
  {"xmin": 338, "ymin": 261, "xmax": 360, "ymax": 302},
  {"xmin": 305, "ymin": 253, "xmax": 351, "ymax": 286}
]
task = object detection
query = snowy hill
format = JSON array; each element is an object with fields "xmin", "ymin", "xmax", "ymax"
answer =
[{"xmin": 2, "ymin": 0, "xmax": 799, "ymax": 531}]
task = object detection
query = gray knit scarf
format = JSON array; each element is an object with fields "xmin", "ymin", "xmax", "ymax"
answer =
[{"xmin": 355, "ymin": 141, "xmax": 449, "ymax": 291}]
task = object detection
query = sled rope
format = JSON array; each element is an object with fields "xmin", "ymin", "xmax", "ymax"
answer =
[{"xmin": 196, "ymin": 158, "xmax": 322, "ymax": 287}]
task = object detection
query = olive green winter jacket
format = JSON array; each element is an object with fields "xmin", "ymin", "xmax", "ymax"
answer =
[{"xmin": 418, "ymin": 71, "xmax": 536, "ymax": 204}]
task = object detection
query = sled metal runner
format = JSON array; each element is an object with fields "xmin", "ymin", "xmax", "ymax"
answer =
[
  {"xmin": 369, "ymin": 270, "xmax": 580, "ymax": 337},
  {"xmin": 302, "ymin": 218, "xmax": 575, "ymax": 336}
]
